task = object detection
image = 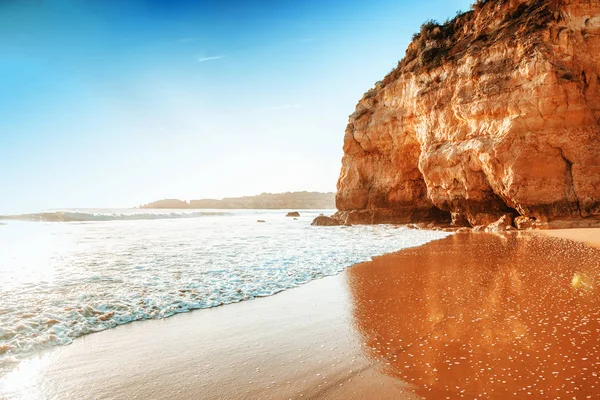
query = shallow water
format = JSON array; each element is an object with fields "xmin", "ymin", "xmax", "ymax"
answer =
[{"xmin": 0, "ymin": 209, "xmax": 449, "ymax": 368}]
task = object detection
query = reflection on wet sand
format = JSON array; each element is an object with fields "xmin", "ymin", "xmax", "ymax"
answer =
[{"xmin": 347, "ymin": 232, "xmax": 600, "ymax": 399}]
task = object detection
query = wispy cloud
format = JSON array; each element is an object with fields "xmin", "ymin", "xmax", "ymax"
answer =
[{"xmin": 197, "ymin": 55, "xmax": 225, "ymax": 63}]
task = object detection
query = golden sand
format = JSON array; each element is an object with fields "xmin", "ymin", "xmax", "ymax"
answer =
[
  {"xmin": 539, "ymin": 228, "xmax": 600, "ymax": 249},
  {"xmin": 2, "ymin": 231, "xmax": 599, "ymax": 399}
]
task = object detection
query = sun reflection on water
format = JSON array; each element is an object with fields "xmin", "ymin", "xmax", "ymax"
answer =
[
  {"xmin": 0, "ymin": 355, "xmax": 51, "ymax": 399},
  {"xmin": 0, "ymin": 222, "xmax": 73, "ymax": 290}
]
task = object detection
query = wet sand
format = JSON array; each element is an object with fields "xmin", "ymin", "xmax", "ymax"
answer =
[
  {"xmin": 540, "ymin": 228, "xmax": 600, "ymax": 249},
  {"xmin": 2, "ymin": 231, "xmax": 600, "ymax": 399},
  {"xmin": 0, "ymin": 273, "xmax": 416, "ymax": 400}
]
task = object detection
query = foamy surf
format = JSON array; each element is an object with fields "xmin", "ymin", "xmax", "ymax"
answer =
[{"xmin": 0, "ymin": 209, "xmax": 451, "ymax": 367}]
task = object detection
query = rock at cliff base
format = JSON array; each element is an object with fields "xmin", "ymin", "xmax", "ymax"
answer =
[
  {"xmin": 514, "ymin": 216, "xmax": 545, "ymax": 230},
  {"xmin": 485, "ymin": 214, "xmax": 514, "ymax": 232},
  {"xmin": 311, "ymin": 216, "xmax": 341, "ymax": 227},
  {"xmin": 286, "ymin": 212, "xmax": 300, "ymax": 217}
]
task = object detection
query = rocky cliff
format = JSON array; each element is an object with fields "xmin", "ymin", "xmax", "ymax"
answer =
[{"xmin": 335, "ymin": 0, "xmax": 600, "ymax": 229}]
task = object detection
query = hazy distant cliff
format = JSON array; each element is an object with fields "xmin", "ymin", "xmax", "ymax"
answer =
[
  {"xmin": 141, "ymin": 192, "xmax": 335, "ymax": 209},
  {"xmin": 335, "ymin": 0, "xmax": 600, "ymax": 229}
]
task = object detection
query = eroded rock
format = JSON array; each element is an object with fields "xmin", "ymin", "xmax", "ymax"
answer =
[
  {"xmin": 485, "ymin": 214, "xmax": 514, "ymax": 232},
  {"xmin": 336, "ymin": 0, "xmax": 600, "ymax": 228},
  {"xmin": 311, "ymin": 216, "xmax": 341, "ymax": 226},
  {"xmin": 514, "ymin": 216, "xmax": 545, "ymax": 230}
]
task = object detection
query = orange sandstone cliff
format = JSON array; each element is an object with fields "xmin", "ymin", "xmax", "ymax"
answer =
[{"xmin": 335, "ymin": 0, "xmax": 600, "ymax": 229}]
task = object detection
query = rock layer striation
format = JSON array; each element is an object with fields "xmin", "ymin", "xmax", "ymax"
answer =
[{"xmin": 335, "ymin": 0, "xmax": 600, "ymax": 229}]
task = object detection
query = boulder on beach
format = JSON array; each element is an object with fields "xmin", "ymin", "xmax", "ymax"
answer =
[
  {"xmin": 485, "ymin": 214, "xmax": 514, "ymax": 232},
  {"xmin": 311, "ymin": 216, "xmax": 341, "ymax": 226},
  {"xmin": 286, "ymin": 212, "xmax": 300, "ymax": 217}
]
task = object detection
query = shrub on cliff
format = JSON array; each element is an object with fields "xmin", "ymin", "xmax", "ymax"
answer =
[
  {"xmin": 380, "ymin": 0, "xmax": 553, "ymax": 87},
  {"xmin": 471, "ymin": 0, "xmax": 492, "ymax": 11}
]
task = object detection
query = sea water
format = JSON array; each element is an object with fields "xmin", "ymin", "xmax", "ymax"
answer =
[{"xmin": 0, "ymin": 209, "xmax": 450, "ymax": 369}]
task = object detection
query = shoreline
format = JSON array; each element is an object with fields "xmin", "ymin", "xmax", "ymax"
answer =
[
  {"xmin": 0, "ymin": 270, "xmax": 418, "ymax": 400},
  {"xmin": 2, "ymin": 229, "xmax": 600, "ymax": 399},
  {"xmin": 0, "ymin": 222, "xmax": 449, "ymax": 369}
]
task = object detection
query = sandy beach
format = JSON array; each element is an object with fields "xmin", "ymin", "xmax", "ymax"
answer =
[
  {"xmin": 2, "ymin": 230, "xmax": 600, "ymax": 399},
  {"xmin": 540, "ymin": 228, "xmax": 600, "ymax": 250},
  {"xmin": 3, "ymin": 0, "xmax": 600, "ymax": 398}
]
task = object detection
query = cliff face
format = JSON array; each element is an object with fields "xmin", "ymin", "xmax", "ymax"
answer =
[{"xmin": 336, "ymin": 0, "xmax": 600, "ymax": 228}]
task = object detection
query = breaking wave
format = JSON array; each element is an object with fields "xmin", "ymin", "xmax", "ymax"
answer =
[{"xmin": 0, "ymin": 209, "xmax": 451, "ymax": 368}]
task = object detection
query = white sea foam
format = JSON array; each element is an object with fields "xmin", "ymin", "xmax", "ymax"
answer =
[{"xmin": 0, "ymin": 209, "xmax": 450, "ymax": 367}]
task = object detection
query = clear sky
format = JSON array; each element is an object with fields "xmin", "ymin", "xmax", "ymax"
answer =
[{"xmin": 0, "ymin": 0, "xmax": 472, "ymax": 213}]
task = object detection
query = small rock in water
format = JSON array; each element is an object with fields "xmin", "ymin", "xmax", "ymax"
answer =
[
  {"xmin": 286, "ymin": 211, "xmax": 300, "ymax": 217},
  {"xmin": 311, "ymin": 216, "xmax": 341, "ymax": 226},
  {"xmin": 257, "ymin": 220, "xmax": 266, "ymax": 223}
]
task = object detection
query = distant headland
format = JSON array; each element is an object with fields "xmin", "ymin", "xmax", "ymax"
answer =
[{"xmin": 139, "ymin": 192, "xmax": 335, "ymax": 209}]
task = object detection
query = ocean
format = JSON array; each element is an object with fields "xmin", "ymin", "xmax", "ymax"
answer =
[{"xmin": 0, "ymin": 209, "xmax": 450, "ymax": 371}]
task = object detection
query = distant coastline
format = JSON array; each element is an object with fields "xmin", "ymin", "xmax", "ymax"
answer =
[{"xmin": 139, "ymin": 191, "xmax": 336, "ymax": 209}]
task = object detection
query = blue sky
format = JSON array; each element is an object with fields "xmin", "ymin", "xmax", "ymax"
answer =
[{"xmin": 0, "ymin": 0, "xmax": 472, "ymax": 213}]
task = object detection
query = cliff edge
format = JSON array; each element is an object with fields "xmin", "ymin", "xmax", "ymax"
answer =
[{"xmin": 335, "ymin": 0, "xmax": 600, "ymax": 229}]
